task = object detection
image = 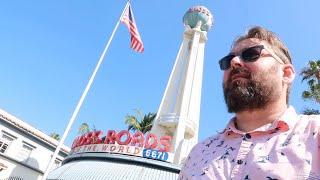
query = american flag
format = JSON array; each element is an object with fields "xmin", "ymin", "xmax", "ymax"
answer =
[{"xmin": 120, "ymin": 3, "xmax": 144, "ymax": 53}]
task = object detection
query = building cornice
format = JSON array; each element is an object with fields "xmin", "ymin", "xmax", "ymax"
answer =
[
  {"xmin": 0, "ymin": 108, "xmax": 70, "ymax": 154},
  {"xmin": 0, "ymin": 153, "xmax": 44, "ymax": 174}
]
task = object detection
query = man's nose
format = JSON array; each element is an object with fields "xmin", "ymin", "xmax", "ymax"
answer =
[{"xmin": 230, "ymin": 56, "xmax": 244, "ymax": 69}]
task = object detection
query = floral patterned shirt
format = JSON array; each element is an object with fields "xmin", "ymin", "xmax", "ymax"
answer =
[{"xmin": 179, "ymin": 106, "xmax": 320, "ymax": 180}]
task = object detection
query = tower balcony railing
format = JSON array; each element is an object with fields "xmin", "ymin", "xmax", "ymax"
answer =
[
  {"xmin": 158, "ymin": 113, "xmax": 197, "ymax": 137},
  {"xmin": 158, "ymin": 113, "xmax": 179, "ymax": 128},
  {"xmin": 184, "ymin": 119, "xmax": 196, "ymax": 137}
]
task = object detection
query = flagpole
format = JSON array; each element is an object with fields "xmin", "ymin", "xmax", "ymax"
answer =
[{"xmin": 42, "ymin": 1, "xmax": 130, "ymax": 179}]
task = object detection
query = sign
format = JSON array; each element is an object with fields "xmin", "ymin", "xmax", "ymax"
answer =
[
  {"xmin": 72, "ymin": 144, "xmax": 143, "ymax": 156},
  {"xmin": 142, "ymin": 149, "xmax": 169, "ymax": 161},
  {"xmin": 70, "ymin": 130, "xmax": 173, "ymax": 162}
]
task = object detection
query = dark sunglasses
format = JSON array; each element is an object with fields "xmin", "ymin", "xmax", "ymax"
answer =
[{"xmin": 218, "ymin": 45, "xmax": 282, "ymax": 70}]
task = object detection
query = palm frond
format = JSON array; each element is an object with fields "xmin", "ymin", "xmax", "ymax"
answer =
[
  {"xmin": 307, "ymin": 79, "xmax": 315, "ymax": 87},
  {"xmin": 124, "ymin": 111, "xmax": 156, "ymax": 133},
  {"xmin": 301, "ymin": 60, "xmax": 320, "ymax": 82},
  {"xmin": 300, "ymin": 60, "xmax": 320, "ymax": 104},
  {"xmin": 134, "ymin": 109, "xmax": 144, "ymax": 121},
  {"xmin": 78, "ymin": 123, "xmax": 90, "ymax": 135},
  {"xmin": 49, "ymin": 132, "xmax": 60, "ymax": 140},
  {"xmin": 125, "ymin": 115, "xmax": 141, "ymax": 131},
  {"xmin": 140, "ymin": 113, "xmax": 156, "ymax": 133},
  {"xmin": 302, "ymin": 90, "xmax": 312, "ymax": 99},
  {"xmin": 301, "ymin": 108, "xmax": 320, "ymax": 115}
]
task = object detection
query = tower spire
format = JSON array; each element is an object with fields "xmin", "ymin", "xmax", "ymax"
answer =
[{"xmin": 150, "ymin": 6, "xmax": 213, "ymax": 164}]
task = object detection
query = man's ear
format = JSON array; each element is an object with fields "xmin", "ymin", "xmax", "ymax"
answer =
[{"xmin": 282, "ymin": 64, "xmax": 295, "ymax": 84}]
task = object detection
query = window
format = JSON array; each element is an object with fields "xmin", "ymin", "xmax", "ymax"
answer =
[
  {"xmin": 53, "ymin": 159, "xmax": 62, "ymax": 170},
  {"xmin": 0, "ymin": 141, "xmax": 8, "ymax": 153},
  {"xmin": 49, "ymin": 158, "xmax": 62, "ymax": 171},
  {"xmin": 7, "ymin": 177, "xmax": 23, "ymax": 180},
  {"xmin": 16, "ymin": 141, "xmax": 35, "ymax": 162},
  {"xmin": 0, "ymin": 131, "xmax": 16, "ymax": 154},
  {"xmin": 2, "ymin": 132, "xmax": 16, "ymax": 142}
]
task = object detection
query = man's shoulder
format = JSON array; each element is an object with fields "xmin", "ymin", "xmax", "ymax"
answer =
[
  {"xmin": 189, "ymin": 133, "xmax": 223, "ymax": 155},
  {"xmin": 300, "ymin": 113, "xmax": 320, "ymax": 119},
  {"xmin": 181, "ymin": 133, "xmax": 222, "ymax": 168},
  {"xmin": 299, "ymin": 113, "xmax": 320, "ymax": 124},
  {"xmin": 296, "ymin": 113, "xmax": 320, "ymax": 133},
  {"xmin": 179, "ymin": 133, "xmax": 224, "ymax": 179}
]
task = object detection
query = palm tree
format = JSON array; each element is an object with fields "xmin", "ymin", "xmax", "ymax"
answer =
[
  {"xmin": 125, "ymin": 109, "xmax": 157, "ymax": 134},
  {"xmin": 300, "ymin": 60, "xmax": 320, "ymax": 103},
  {"xmin": 300, "ymin": 60, "xmax": 320, "ymax": 115},
  {"xmin": 301, "ymin": 108, "xmax": 320, "ymax": 115},
  {"xmin": 49, "ymin": 132, "xmax": 60, "ymax": 140},
  {"xmin": 78, "ymin": 122, "xmax": 90, "ymax": 135}
]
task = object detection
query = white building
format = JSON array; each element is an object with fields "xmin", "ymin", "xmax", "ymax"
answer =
[{"xmin": 0, "ymin": 109, "xmax": 70, "ymax": 180}]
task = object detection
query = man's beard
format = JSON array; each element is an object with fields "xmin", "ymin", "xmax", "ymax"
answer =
[{"xmin": 223, "ymin": 65, "xmax": 280, "ymax": 113}]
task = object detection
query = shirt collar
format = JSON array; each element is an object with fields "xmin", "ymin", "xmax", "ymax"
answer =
[{"xmin": 224, "ymin": 106, "xmax": 298, "ymax": 136}]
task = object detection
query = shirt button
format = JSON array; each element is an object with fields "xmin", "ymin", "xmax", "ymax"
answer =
[
  {"xmin": 245, "ymin": 133, "xmax": 251, "ymax": 139},
  {"xmin": 237, "ymin": 159, "xmax": 243, "ymax": 164}
]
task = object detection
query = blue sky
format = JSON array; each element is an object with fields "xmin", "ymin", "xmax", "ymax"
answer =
[{"xmin": 1, "ymin": 1, "xmax": 319, "ymax": 146}]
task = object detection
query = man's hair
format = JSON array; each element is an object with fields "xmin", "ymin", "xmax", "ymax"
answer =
[
  {"xmin": 234, "ymin": 26, "xmax": 292, "ymax": 64},
  {"xmin": 233, "ymin": 26, "xmax": 292, "ymax": 104}
]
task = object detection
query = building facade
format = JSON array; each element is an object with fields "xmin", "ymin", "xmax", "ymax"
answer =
[{"xmin": 0, "ymin": 109, "xmax": 70, "ymax": 180}]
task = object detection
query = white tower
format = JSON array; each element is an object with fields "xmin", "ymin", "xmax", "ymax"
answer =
[{"xmin": 151, "ymin": 6, "xmax": 213, "ymax": 164}]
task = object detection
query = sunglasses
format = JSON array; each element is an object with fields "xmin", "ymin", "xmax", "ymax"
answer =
[{"xmin": 219, "ymin": 45, "xmax": 283, "ymax": 70}]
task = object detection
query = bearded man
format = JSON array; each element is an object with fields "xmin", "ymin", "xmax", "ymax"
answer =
[{"xmin": 178, "ymin": 26, "xmax": 320, "ymax": 179}]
